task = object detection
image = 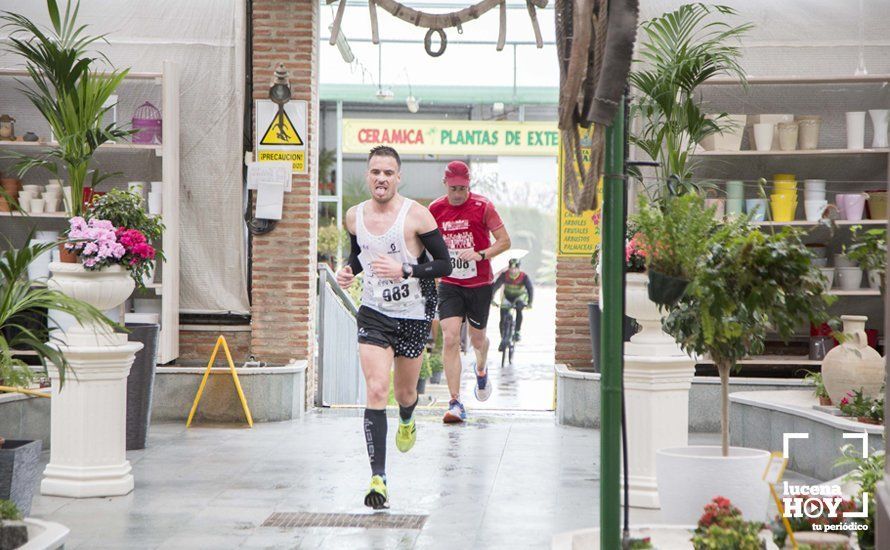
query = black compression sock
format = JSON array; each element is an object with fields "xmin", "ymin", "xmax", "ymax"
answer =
[
  {"xmin": 363, "ymin": 408, "xmax": 387, "ymax": 477},
  {"xmin": 399, "ymin": 397, "xmax": 418, "ymax": 421}
]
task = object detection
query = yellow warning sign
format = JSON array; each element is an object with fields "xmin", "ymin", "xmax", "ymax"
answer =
[
  {"xmin": 260, "ymin": 109, "xmax": 304, "ymax": 146},
  {"xmin": 255, "ymin": 99, "xmax": 308, "ymax": 175}
]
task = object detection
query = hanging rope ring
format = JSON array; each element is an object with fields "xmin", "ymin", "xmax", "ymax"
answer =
[{"xmin": 424, "ymin": 28, "xmax": 447, "ymax": 57}]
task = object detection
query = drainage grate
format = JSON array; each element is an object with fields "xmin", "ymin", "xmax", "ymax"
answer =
[{"xmin": 262, "ymin": 512, "xmax": 427, "ymax": 530}]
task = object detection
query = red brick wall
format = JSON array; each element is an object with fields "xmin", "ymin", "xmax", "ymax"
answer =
[
  {"xmin": 250, "ymin": 0, "xmax": 319, "ymax": 401},
  {"xmin": 555, "ymin": 256, "xmax": 597, "ymax": 369},
  {"xmin": 178, "ymin": 329, "xmax": 251, "ymax": 367}
]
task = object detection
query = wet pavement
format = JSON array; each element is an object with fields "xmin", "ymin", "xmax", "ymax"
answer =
[
  {"xmin": 426, "ymin": 286, "xmax": 557, "ymax": 412},
  {"xmin": 30, "ymin": 408, "xmax": 603, "ymax": 549}
]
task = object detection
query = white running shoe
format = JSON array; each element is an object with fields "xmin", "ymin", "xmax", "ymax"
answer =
[{"xmin": 474, "ymin": 363, "xmax": 492, "ymax": 402}]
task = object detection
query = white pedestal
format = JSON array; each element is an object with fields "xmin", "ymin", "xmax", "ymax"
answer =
[
  {"xmin": 41, "ymin": 342, "xmax": 142, "ymax": 498},
  {"xmin": 622, "ymin": 354, "xmax": 695, "ymax": 509}
]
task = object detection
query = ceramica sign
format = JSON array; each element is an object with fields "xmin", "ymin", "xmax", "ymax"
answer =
[
  {"xmin": 255, "ymin": 99, "xmax": 308, "ymax": 174},
  {"xmin": 341, "ymin": 119, "xmax": 558, "ymax": 157},
  {"xmin": 557, "ymin": 125, "xmax": 601, "ymax": 256}
]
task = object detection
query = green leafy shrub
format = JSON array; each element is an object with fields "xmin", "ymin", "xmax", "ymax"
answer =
[
  {"xmin": 800, "ymin": 370, "xmax": 830, "ymax": 402},
  {"xmin": 0, "ymin": 500, "xmax": 22, "ymax": 521},
  {"xmin": 662, "ymin": 220, "xmax": 834, "ymax": 455},
  {"xmin": 691, "ymin": 496, "xmax": 763, "ymax": 550},
  {"xmin": 632, "ymin": 193, "xmax": 716, "ymax": 280}
]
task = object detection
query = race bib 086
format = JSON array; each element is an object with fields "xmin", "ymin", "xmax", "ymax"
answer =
[{"xmin": 449, "ymin": 249, "xmax": 478, "ymax": 279}]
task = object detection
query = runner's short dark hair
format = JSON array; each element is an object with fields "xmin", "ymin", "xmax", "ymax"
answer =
[{"xmin": 368, "ymin": 145, "xmax": 401, "ymax": 168}]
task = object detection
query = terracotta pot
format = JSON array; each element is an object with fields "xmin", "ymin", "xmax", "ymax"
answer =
[
  {"xmin": 857, "ymin": 416, "xmax": 881, "ymax": 425},
  {"xmin": 1, "ymin": 177, "xmax": 22, "ymax": 206},
  {"xmin": 819, "ymin": 395, "xmax": 832, "ymax": 406},
  {"xmin": 58, "ymin": 243, "xmax": 78, "ymax": 264},
  {"xmin": 822, "ymin": 315, "xmax": 885, "ymax": 404}
]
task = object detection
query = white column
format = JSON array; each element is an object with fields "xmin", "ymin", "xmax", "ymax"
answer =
[
  {"xmin": 623, "ymin": 355, "xmax": 695, "ymax": 509},
  {"xmin": 41, "ymin": 263, "xmax": 142, "ymax": 498},
  {"xmin": 41, "ymin": 343, "xmax": 142, "ymax": 498},
  {"xmin": 621, "ymin": 273, "xmax": 695, "ymax": 509}
]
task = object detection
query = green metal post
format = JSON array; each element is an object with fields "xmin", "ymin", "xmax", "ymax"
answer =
[{"xmin": 600, "ymin": 99, "xmax": 625, "ymax": 549}]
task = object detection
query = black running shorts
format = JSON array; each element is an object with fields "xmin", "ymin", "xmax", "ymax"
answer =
[
  {"xmin": 356, "ymin": 306, "xmax": 431, "ymax": 359},
  {"xmin": 437, "ymin": 282, "xmax": 493, "ymax": 329}
]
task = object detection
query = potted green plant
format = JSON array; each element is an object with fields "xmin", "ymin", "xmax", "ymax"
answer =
[
  {"xmin": 801, "ymin": 370, "xmax": 832, "ymax": 406},
  {"xmin": 0, "ymin": 238, "xmax": 114, "ymax": 515},
  {"xmin": 87, "ymin": 189, "xmax": 165, "ymax": 288},
  {"xmin": 846, "ymin": 225, "xmax": 886, "ymax": 293},
  {"xmin": 427, "ymin": 351, "xmax": 444, "ymax": 385},
  {"xmin": 837, "ymin": 444, "xmax": 885, "ymax": 549},
  {"xmin": 2, "ymin": 0, "xmax": 134, "ymax": 222},
  {"xmin": 633, "ymin": 193, "xmax": 717, "ymax": 306},
  {"xmin": 655, "ymin": 218, "xmax": 834, "ymax": 524},
  {"xmin": 837, "ymin": 389, "xmax": 883, "ymax": 425},
  {"xmin": 317, "ymin": 219, "xmax": 346, "ymax": 267},
  {"xmin": 417, "ymin": 352, "xmax": 432, "ymax": 395},
  {"xmin": 0, "ymin": 499, "xmax": 27, "ymax": 549},
  {"xmin": 630, "ymin": 3, "xmax": 752, "ymax": 188}
]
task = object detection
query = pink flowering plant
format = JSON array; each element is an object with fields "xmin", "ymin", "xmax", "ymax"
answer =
[
  {"xmin": 64, "ymin": 188, "xmax": 164, "ymax": 288},
  {"xmin": 65, "ymin": 214, "xmax": 158, "ymax": 288}
]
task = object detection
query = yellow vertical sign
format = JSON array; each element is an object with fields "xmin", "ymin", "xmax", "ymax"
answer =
[{"xmin": 557, "ymin": 126, "xmax": 602, "ymax": 256}]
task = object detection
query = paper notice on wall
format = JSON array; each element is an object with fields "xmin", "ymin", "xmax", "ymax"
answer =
[
  {"xmin": 247, "ymin": 161, "xmax": 292, "ymax": 192},
  {"xmin": 255, "ymin": 181, "xmax": 285, "ymax": 220}
]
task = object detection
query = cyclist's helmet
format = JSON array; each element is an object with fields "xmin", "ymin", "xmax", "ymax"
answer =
[{"xmin": 508, "ymin": 258, "xmax": 521, "ymax": 268}]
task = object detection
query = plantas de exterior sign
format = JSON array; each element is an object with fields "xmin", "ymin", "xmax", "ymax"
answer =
[{"xmin": 341, "ymin": 119, "xmax": 558, "ymax": 156}]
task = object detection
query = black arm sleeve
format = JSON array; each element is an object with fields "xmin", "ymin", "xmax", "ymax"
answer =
[
  {"xmin": 347, "ymin": 232, "xmax": 363, "ymax": 275},
  {"xmin": 524, "ymin": 274, "xmax": 534, "ymax": 304},
  {"xmin": 492, "ymin": 272, "xmax": 505, "ymax": 293},
  {"xmin": 411, "ymin": 229, "xmax": 452, "ymax": 279}
]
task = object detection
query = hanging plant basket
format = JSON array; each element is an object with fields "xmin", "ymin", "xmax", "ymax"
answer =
[{"xmin": 647, "ymin": 269, "xmax": 689, "ymax": 307}]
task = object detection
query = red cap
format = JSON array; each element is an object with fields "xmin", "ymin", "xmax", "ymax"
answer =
[{"xmin": 444, "ymin": 160, "xmax": 470, "ymax": 186}]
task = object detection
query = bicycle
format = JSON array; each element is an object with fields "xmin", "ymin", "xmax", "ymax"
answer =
[{"xmin": 499, "ymin": 305, "xmax": 517, "ymax": 368}]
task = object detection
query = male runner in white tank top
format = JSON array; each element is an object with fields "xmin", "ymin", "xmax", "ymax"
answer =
[{"xmin": 336, "ymin": 146, "xmax": 452, "ymax": 509}]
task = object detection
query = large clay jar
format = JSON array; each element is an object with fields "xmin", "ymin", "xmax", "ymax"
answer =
[{"xmin": 822, "ymin": 315, "xmax": 885, "ymax": 404}]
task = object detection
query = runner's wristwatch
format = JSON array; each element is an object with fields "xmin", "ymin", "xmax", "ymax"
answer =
[
  {"xmin": 402, "ymin": 263, "xmax": 412, "ymax": 278},
  {"xmin": 479, "ymin": 251, "xmax": 486, "ymax": 260}
]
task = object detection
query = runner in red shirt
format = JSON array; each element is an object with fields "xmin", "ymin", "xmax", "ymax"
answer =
[{"xmin": 429, "ymin": 160, "xmax": 511, "ymax": 422}]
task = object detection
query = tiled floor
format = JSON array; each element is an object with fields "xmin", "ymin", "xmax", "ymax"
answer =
[{"xmin": 29, "ymin": 409, "xmax": 612, "ymax": 549}]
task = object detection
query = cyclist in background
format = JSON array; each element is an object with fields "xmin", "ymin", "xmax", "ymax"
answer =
[{"xmin": 492, "ymin": 258, "xmax": 534, "ymax": 352}]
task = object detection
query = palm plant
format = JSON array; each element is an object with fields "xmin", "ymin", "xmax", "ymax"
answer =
[
  {"xmin": 1, "ymin": 0, "xmax": 133, "ymax": 218},
  {"xmin": 630, "ymin": 3, "xmax": 752, "ymax": 190},
  {"xmin": 0, "ymin": 236, "xmax": 115, "ymax": 389}
]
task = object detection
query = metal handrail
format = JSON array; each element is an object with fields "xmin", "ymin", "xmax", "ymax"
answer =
[
  {"xmin": 318, "ymin": 264, "xmax": 358, "ymax": 315},
  {"xmin": 316, "ymin": 263, "xmax": 361, "ymax": 407}
]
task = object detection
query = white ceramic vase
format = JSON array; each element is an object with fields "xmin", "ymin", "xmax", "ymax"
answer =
[
  {"xmin": 48, "ymin": 263, "xmax": 135, "ymax": 347},
  {"xmin": 821, "ymin": 315, "xmax": 885, "ymax": 404},
  {"xmin": 846, "ymin": 111, "xmax": 866, "ymax": 150},
  {"xmin": 624, "ymin": 273, "xmax": 678, "ymax": 355},
  {"xmin": 869, "ymin": 109, "xmax": 889, "ymax": 149}
]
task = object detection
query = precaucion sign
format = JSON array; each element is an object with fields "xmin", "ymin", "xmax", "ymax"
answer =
[
  {"xmin": 557, "ymin": 125, "xmax": 601, "ymax": 256},
  {"xmin": 342, "ymin": 119, "xmax": 558, "ymax": 157},
  {"xmin": 255, "ymin": 100, "xmax": 307, "ymax": 174}
]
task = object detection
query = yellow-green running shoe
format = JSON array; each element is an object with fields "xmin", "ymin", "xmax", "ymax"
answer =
[
  {"xmin": 395, "ymin": 417, "xmax": 416, "ymax": 453},
  {"xmin": 364, "ymin": 475, "xmax": 389, "ymax": 509}
]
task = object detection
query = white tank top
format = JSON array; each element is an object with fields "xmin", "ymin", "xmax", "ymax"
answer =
[{"xmin": 357, "ymin": 198, "xmax": 427, "ymax": 320}]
